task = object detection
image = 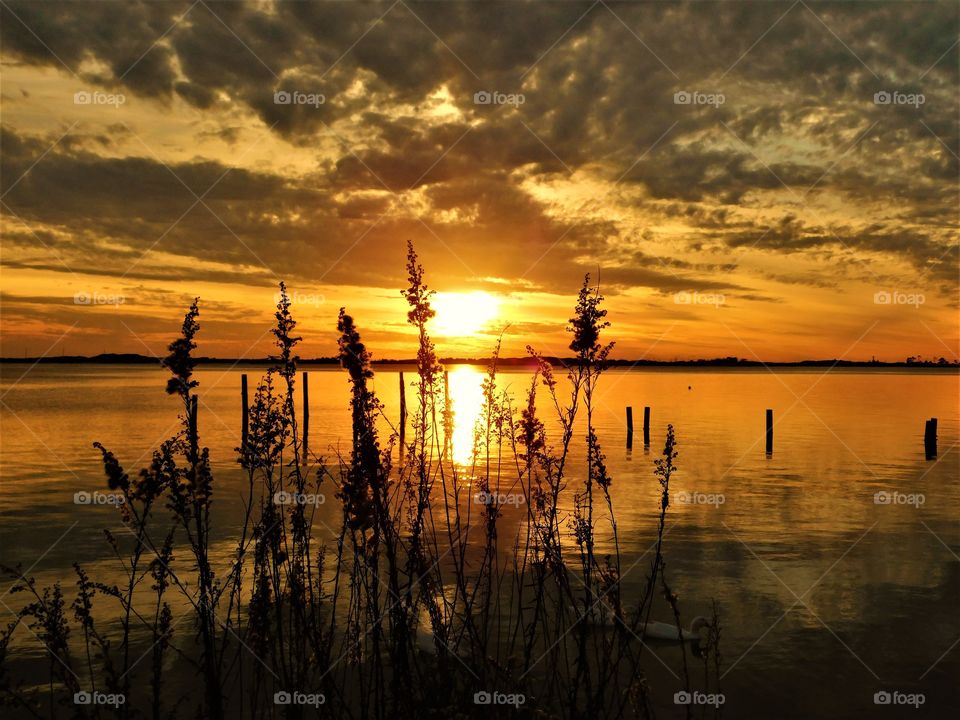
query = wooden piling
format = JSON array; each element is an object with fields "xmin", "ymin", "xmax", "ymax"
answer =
[
  {"xmin": 302, "ymin": 371, "xmax": 309, "ymax": 460},
  {"xmin": 189, "ymin": 395, "xmax": 199, "ymax": 455},
  {"xmin": 765, "ymin": 409, "xmax": 773, "ymax": 455},
  {"xmin": 444, "ymin": 370, "xmax": 450, "ymax": 453},
  {"xmin": 399, "ymin": 371, "xmax": 407, "ymax": 452},
  {"xmin": 241, "ymin": 374, "xmax": 249, "ymax": 452},
  {"xmin": 626, "ymin": 406, "xmax": 634, "ymax": 449},
  {"xmin": 643, "ymin": 406, "xmax": 651, "ymax": 447},
  {"xmin": 924, "ymin": 417, "xmax": 938, "ymax": 459}
]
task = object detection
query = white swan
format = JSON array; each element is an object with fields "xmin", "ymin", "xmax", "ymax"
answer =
[
  {"xmin": 641, "ymin": 616, "xmax": 709, "ymax": 642},
  {"xmin": 574, "ymin": 605, "xmax": 710, "ymax": 642}
]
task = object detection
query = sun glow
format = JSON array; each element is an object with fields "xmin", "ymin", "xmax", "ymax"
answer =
[
  {"xmin": 447, "ymin": 365, "xmax": 485, "ymax": 466},
  {"xmin": 430, "ymin": 291, "xmax": 501, "ymax": 337}
]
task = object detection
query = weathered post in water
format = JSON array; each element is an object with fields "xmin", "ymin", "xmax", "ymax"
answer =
[
  {"xmin": 241, "ymin": 374, "xmax": 249, "ymax": 452},
  {"xmin": 444, "ymin": 370, "xmax": 450, "ymax": 454},
  {"xmin": 399, "ymin": 371, "xmax": 407, "ymax": 454},
  {"xmin": 189, "ymin": 395, "xmax": 199, "ymax": 456},
  {"xmin": 765, "ymin": 409, "xmax": 774, "ymax": 455},
  {"xmin": 924, "ymin": 417, "xmax": 938, "ymax": 459},
  {"xmin": 626, "ymin": 406, "xmax": 634, "ymax": 449},
  {"xmin": 302, "ymin": 371, "xmax": 310, "ymax": 460},
  {"xmin": 643, "ymin": 406, "xmax": 651, "ymax": 448}
]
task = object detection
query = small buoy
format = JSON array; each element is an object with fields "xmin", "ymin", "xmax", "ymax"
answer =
[{"xmin": 687, "ymin": 385, "xmax": 691, "ymax": 390}]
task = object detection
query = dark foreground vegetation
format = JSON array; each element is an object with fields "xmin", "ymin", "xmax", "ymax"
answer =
[{"xmin": 1, "ymin": 244, "xmax": 722, "ymax": 719}]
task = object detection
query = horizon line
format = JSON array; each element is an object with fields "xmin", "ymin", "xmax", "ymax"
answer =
[{"xmin": 1, "ymin": 353, "xmax": 957, "ymax": 368}]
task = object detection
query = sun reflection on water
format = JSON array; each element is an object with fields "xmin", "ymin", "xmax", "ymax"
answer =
[{"xmin": 447, "ymin": 365, "xmax": 485, "ymax": 466}]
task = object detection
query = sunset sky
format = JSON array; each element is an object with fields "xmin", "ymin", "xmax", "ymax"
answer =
[{"xmin": 1, "ymin": 1, "xmax": 957, "ymax": 362}]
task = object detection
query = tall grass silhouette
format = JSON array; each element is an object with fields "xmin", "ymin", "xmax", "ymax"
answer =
[{"xmin": 1, "ymin": 244, "xmax": 721, "ymax": 719}]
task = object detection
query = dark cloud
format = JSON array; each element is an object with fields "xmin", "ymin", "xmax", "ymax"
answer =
[{"xmin": 0, "ymin": 0, "xmax": 956, "ymax": 311}]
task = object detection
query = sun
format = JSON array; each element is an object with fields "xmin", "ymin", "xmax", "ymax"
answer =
[{"xmin": 430, "ymin": 291, "xmax": 501, "ymax": 337}]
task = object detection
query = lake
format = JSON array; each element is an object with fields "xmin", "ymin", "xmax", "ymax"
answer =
[{"xmin": 1, "ymin": 363, "xmax": 957, "ymax": 718}]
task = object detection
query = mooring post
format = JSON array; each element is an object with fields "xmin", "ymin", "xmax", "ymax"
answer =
[
  {"xmin": 189, "ymin": 395, "xmax": 199, "ymax": 457},
  {"xmin": 241, "ymin": 374, "xmax": 249, "ymax": 453},
  {"xmin": 765, "ymin": 409, "xmax": 774, "ymax": 455},
  {"xmin": 643, "ymin": 406, "xmax": 651, "ymax": 447},
  {"xmin": 626, "ymin": 406, "xmax": 634, "ymax": 449},
  {"xmin": 924, "ymin": 417, "xmax": 938, "ymax": 459},
  {"xmin": 399, "ymin": 371, "xmax": 407, "ymax": 454},
  {"xmin": 302, "ymin": 371, "xmax": 310, "ymax": 460},
  {"xmin": 443, "ymin": 370, "xmax": 450, "ymax": 453}
]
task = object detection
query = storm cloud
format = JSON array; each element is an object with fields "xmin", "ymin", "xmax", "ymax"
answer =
[{"xmin": 1, "ymin": 0, "xmax": 957, "ymax": 358}]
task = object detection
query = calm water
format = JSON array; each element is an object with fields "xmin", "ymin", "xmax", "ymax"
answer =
[{"xmin": 1, "ymin": 364, "xmax": 958, "ymax": 718}]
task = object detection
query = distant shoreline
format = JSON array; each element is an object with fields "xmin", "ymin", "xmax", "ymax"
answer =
[{"xmin": 1, "ymin": 353, "xmax": 957, "ymax": 369}]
